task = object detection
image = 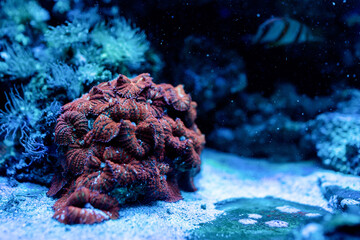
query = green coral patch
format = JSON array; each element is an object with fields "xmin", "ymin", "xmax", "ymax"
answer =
[{"xmin": 188, "ymin": 197, "xmax": 328, "ymax": 240}]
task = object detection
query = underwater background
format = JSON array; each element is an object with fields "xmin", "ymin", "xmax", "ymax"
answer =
[{"xmin": 1, "ymin": 0, "xmax": 360, "ymax": 239}]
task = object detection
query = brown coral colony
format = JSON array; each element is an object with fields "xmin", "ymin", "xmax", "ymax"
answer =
[{"xmin": 48, "ymin": 73, "xmax": 205, "ymax": 224}]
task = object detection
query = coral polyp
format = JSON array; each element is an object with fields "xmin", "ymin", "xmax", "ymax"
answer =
[{"xmin": 48, "ymin": 73, "xmax": 205, "ymax": 224}]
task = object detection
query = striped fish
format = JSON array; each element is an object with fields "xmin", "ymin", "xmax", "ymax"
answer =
[{"xmin": 252, "ymin": 17, "xmax": 322, "ymax": 47}]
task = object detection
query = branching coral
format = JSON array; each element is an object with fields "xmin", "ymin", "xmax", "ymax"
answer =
[
  {"xmin": 48, "ymin": 73, "xmax": 205, "ymax": 224},
  {"xmin": 0, "ymin": 0, "xmax": 49, "ymax": 41},
  {"xmin": 0, "ymin": 43, "xmax": 40, "ymax": 79},
  {"xmin": 47, "ymin": 62, "xmax": 82, "ymax": 100},
  {"xmin": 43, "ymin": 100, "xmax": 62, "ymax": 127},
  {"xmin": 0, "ymin": 86, "xmax": 40, "ymax": 141},
  {"xmin": 43, "ymin": 15, "xmax": 158, "ymax": 80},
  {"xmin": 21, "ymin": 133, "xmax": 48, "ymax": 163},
  {"xmin": 52, "ymin": 0, "xmax": 71, "ymax": 14},
  {"xmin": 0, "ymin": 0, "xmax": 49, "ymax": 27},
  {"xmin": 91, "ymin": 19, "xmax": 150, "ymax": 69},
  {"xmin": 44, "ymin": 16, "xmax": 150, "ymax": 73},
  {"xmin": 76, "ymin": 63, "xmax": 112, "ymax": 86},
  {"xmin": 45, "ymin": 21, "xmax": 89, "ymax": 50},
  {"xmin": 0, "ymin": 85, "xmax": 54, "ymax": 183}
]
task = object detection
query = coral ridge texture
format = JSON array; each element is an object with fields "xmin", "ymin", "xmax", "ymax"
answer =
[{"xmin": 48, "ymin": 73, "xmax": 205, "ymax": 224}]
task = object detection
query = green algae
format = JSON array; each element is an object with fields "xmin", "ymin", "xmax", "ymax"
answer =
[{"xmin": 188, "ymin": 197, "xmax": 328, "ymax": 240}]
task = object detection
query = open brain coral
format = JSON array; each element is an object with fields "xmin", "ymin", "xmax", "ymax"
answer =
[{"xmin": 47, "ymin": 73, "xmax": 205, "ymax": 224}]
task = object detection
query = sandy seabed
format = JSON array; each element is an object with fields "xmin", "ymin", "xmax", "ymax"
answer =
[{"xmin": 1, "ymin": 149, "xmax": 360, "ymax": 240}]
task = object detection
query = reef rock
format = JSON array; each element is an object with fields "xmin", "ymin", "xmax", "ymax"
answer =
[
  {"xmin": 48, "ymin": 73, "xmax": 205, "ymax": 224},
  {"xmin": 309, "ymin": 112, "xmax": 360, "ymax": 175}
]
